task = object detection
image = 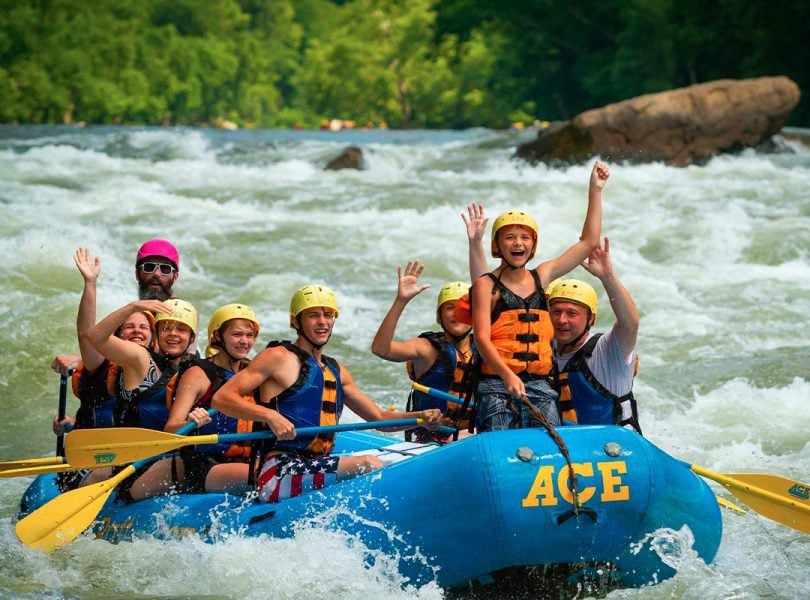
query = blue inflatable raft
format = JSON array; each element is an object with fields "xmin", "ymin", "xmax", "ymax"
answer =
[{"xmin": 18, "ymin": 425, "xmax": 722, "ymax": 589}]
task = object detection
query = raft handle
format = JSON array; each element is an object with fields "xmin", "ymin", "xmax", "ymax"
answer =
[{"xmin": 557, "ymin": 507, "xmax": 598, "ymax": 525}]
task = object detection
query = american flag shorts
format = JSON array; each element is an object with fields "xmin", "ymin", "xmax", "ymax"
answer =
[{"xmin": 256, "ymin": 453, "xmax": 340, "ymax": 503}]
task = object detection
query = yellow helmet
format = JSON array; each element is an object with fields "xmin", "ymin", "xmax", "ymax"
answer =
[
  {"xmin": 436, "ymin": 281, "xmax": 468, "ymax": 325},
  {"xmin": 547, "ymin": 279, "xmax": 598, "ymax": 320},
  {"xmin": 154, "ymin": 298, "xmax": 199, "ymax": 338},
  {"xmin": 491, "ymin": 210, "xmax": 539, "ymax": 259},
  {"xmin": 206, "ymin": 303, "xmax": 260, "ymax": 356},
  {"xmin": 544, "ymin": 278, "xmax": 563, "ymax": 298},
  {"xmin": 289, "ymin": 284, "xmax": 339, "ymax": 327}
]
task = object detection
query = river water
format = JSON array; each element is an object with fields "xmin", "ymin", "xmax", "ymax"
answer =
[{"xmin": 0, "ymin": 125, "xmax": 808, "ymax": 599}]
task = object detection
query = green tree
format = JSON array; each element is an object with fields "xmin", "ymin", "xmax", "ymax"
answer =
[
  {"xmin": 295, "ymin": 0, "xmax": 458, "ymax": 127},
  {"xmin": 0, "ymin": 0, "xmax": 808, "ymax": 127}
]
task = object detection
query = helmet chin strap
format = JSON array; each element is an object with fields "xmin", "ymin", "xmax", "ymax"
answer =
[
  {"xmin": 558, "ymin": 328, "xmax": 588, "ymax": 355},
  {"xmin": 295, "ymin": 318, "xmax": 330, "ymax": 351},
  {"xmin": 214, "ymin": 334, "xmax": 246, "ymax": 370},
  {"xmin": 161, "ymin": 336, "xmax": 193, "ymax": 360},
  {"xmin": 558, "ymin": 314, "xmax": 594, "ymax": 354},
  {"xmin": 444, "ymin": 326, "xmax": 472, "ymax": 344},
  {"xmin": 438, "ymin": 310, "xmax": 472, "ymax": 343},
  {"xmin": 496, "ymin": 237, "xmax": 533, "ymax": 270}
]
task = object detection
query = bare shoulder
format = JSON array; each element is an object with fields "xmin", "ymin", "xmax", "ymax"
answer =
[
  {"xmin": 471, "ymin": 274, "xmax": 494, "ymax": 294},
  {"xmin": 178, "ymin": 364, "xmax": 209, "ymax": 386},
  {"xmin": 410, "ymin": 335, "xmax": 439, "ymax": 356},
  {"xmin": 534, "ymin": 261, "xmax": 553, "ymax": 288},
  {"xmin": 250, "ymin": 345, "xmax": 297, "ymax": 372}
]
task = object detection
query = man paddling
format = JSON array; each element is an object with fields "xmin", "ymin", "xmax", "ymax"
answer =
[
  {"xmin": 547, "ymin": 237, "xmax": 642, "ymax": 433},
  {"xmin": 212, "ymin": 284, "xmax": 442, "ymax": 503}
]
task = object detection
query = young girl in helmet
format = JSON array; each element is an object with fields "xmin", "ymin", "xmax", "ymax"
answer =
[
  {"xmin": 160, "ymin": 304, "xmax": 261, "ymax": 494},
  {"xmin": 468, "ymin": 161, "xmax": 609, "ymax": 431},
  {"xmin": 371, "ymin": 260, "xmax": 474, "ymax": 443}
]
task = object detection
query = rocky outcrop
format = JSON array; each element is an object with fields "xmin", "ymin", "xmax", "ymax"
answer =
[
  {"xmin": 325, "ymin": 145, "xmax": 364, "ymax": 170},
  {"xmin": 516, "ymin": 76, "xmax": 801, "ymax": 166}
]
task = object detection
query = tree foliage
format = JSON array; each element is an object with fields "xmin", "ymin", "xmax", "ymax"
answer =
[{"xmin": 0, "ymin": 0, "xmax": 807, "ymax": 127}]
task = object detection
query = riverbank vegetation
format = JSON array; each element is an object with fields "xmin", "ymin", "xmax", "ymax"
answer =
[{"xmin": 1, "ymin": 0, "xmax": 807, "ymax": 128}]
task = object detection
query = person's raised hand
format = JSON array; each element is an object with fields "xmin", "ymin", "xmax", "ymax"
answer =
[
  {"xmin": 396, "ymin": 260, "xmax": 431, "ymax": 301},
  {"xmin": 582, "ymin": 237, "xmax": 613, "ymax": 280},
  {"xmin": 462, "ymin": 202, "xmax": 488, "ymax": 241},
  {"xmin": 74, "ymin": 247, "xmax": 101, "ymax": 284},
  {"xmin": 590, "ymin": 161, "xmax": 610, "ymax": 190}
]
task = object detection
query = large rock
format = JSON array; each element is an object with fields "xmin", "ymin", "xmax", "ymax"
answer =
[
  {"xmin": 516, "ymin": 77, "xmax": 801, "ymax": 166},
  {"xmin": 325, "ymin": 145, "xmax": 364, "ymax": 170}
]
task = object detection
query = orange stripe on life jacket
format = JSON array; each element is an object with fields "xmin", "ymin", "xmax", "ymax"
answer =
[
  {"xmin": 481, "ymin": 307, "xmax": 554, "ymax": 377},
  {"xmin": 557, "ymin": 371, "xmax": 578, "ymax": 423},
  {"xmin": 302, "ymin": 365, "xmax": 339, "ymax": 456}
]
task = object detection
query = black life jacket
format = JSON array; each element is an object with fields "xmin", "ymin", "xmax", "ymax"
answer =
[{"xmin": 113, "ymin": 350, "xmax": 176, "ymax": 430}]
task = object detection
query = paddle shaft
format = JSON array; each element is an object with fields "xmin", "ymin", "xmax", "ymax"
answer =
[
  {"xmin": 68, "ymin": 418, "xmax": 427, "ymax": 468},
  {"xmin": 1, "ymin": 456, "xmax": 66, "ymax": 471},
  {"xmin": 412, "ymin": 382, "xmax": 471, "ymax": 406},
  {"xmin": 1, "ymin": 463, "xmax": 77, "ymax": 478},
  {"xmin": 56, "ymin": 374, "xmax": 68, "ymax": 456},
  {"xmin": 217, "ymin": 418, "xmax": 427, "ymax": 444},
  {"xmin": 68, "ymin": 416, "xmax": 459, "ymax": 469}
]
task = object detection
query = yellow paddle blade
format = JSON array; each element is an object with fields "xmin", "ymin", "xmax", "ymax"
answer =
[
  {"xmin": 0, "ymin": 456, "xmax": 66, "ymax": 472},
  {"xmin": 15, "ymin": 465, "xmax": 136, "ymax": 552},
  {"xmin": 725, "ymin": 472, "xmax": 809, "ymax": 500},
  {"xmin": 1, "ymin": 463, "xmax": 76, "ymax": 478},
  {"xmin": 715, "ymin": 495, "xmax": 747, "ymax": 515},
  {"xmin": 66, "ymin": 427, "xmax": 219, "ymax": 468},
  {"xmin": 692, "ymin": 466, "xmax": 810, "ymax": 534}
]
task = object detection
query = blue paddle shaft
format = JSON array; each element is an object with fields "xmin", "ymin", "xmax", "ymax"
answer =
[
  {"xmin": 210, "ymin": 418, "xmax": 453, "ymax": 444},
  {"xmin": 415, "ymin": 383, "xmax": 476, "ymax": 410}
]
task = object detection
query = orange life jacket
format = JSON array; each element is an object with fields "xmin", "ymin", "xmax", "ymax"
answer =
[{"xmin": 480, "ymin": 270, "xmax": 554, "ymax": 378}]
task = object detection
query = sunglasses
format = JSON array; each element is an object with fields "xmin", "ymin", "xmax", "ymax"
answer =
[{"xmin": 139, "ymin": 262, "xmax": 176, "ymax": 275}]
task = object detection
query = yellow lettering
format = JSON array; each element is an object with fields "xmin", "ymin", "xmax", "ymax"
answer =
[
  {"xmin": 522, "ymin": 465, "xmax": 558, "ymax": 507},
  {"xmin": 169, "ymin": 526, "xmax": 197, "ymax": 538},
  {"xmin": 95, "ymin": 517, "xmax": 112, "ymax": 540},
  {"xmin": 94, "ymin": 517, "xmax": 135, "ymax": 543},
  {"xmin": 598, "ymin": 461, "xmax": 629, "ymax": 501},
  {"xmin": 523, "ymin": 460, "xmax": 632, "ymax": 509},
  {"xmin": 557, "ymin": 463, "xmax": 596, "ymax": 505}
]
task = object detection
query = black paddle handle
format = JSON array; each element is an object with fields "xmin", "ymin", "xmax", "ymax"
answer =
[{"xmin": 55, "ymin": 374, "xmax": 68, "ymax": 457}]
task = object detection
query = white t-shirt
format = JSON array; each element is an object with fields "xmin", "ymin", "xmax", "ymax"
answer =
[{"xmin": 553, "ymin": 328, "xmax": 636, "ymax": 397}]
